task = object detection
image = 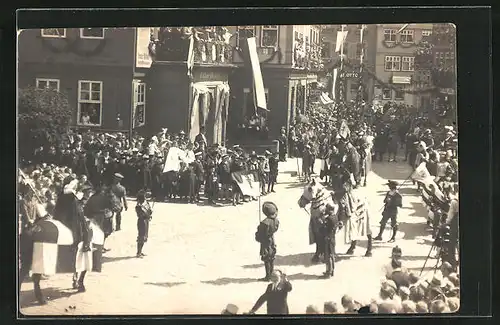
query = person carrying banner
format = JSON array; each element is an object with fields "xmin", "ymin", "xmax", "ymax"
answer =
[
  {"xmin": 374, "ymin": 180, "xmax": 403, "ymax": 243},
  {"xmin": 135, "ymin": 190, "xmax": 153, "ymax": 258},
  {"xmin": 255, "ymin": 202, "xmax": 280, "ymax": 281}
]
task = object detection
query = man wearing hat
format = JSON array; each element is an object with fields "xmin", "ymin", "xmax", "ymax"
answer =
[
  {"xmin": 267, "ymin": 151, "xmax": 279, "ymax": 193},
  {"xmin": 194, "ymin": 126, "xmax": 208, "ymax": 155},
  {"xmin": 111, "ymin": 173, "xmax": 128, "ymax": 231},
  {"xmin": 374, "ymin": 180, "xmax": 402, "ymax": 242},
  {"xmin": 320, "ymin": 203, "xmax": 340, "ymax": 278},
  {"xmin": 254, "ymin": 202, "xmax": 280, "ymax": 281}
]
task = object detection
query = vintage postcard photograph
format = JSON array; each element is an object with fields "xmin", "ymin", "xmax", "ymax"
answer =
[{"xmin": 17, "ymin": 23, "xmax": 459, "ymax": 315}]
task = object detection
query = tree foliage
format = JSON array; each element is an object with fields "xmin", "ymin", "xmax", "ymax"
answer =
[{"xmin": 18, "ymin": 86, "xmax": 73, "ymax": 159}]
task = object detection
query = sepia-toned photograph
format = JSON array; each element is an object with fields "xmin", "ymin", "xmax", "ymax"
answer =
[{"xmin": 17, "ymin": 23, "xmax": 459, "ymax": 315}]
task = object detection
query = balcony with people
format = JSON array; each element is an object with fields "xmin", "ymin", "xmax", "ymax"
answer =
[{"xmin": 151, "ymin": 26, "xmax": 234, "ymax": 65}]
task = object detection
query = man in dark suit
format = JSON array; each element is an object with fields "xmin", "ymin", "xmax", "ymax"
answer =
[
  {"xmin": 255, "ymin": 202, "xmax": 280, "ymax": 281},
  {"xmin": 248, "ymin": 269, "xmax": 292, "ymax": 315},
  {"xmin": 194, "ymin": 126, "xmax": 208, "ymax": 154},
  {"xmin": 321, "ymin": 203, "xmax": 340, "ymax": 279}
]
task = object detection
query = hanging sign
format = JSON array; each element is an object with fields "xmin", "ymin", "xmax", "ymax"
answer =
[{"xmin": 136, "ymin": 28, "xmax": 153, "ymax": 68}]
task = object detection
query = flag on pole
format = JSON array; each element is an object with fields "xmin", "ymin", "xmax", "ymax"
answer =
[
  {"xmin": 335, "ymin": 30, "xmax": 348, "ymax": 53},
  {"xmin": 331, "ymin": 68, "xmax": 338, "ymax": 100},
  {"xmin": 187, "ymin": 34, "xmax": 195, "ymax": 77},
  {"xmin": 397, "ymin": 24, "xmax": 410, "ymax": 34},
  {"xmin": 320, "ymin": 92, "xmax": 334, "ymax": 105},
  {"xmin": 247, "ymin": 37, "xmax": 267, "ymax": 111},
  {"xmin": 231, "ymin": 171, "xmax": 260, "ymax": 197}
]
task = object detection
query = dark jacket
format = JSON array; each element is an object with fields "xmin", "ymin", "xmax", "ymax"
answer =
[
  {"xmin": 250, "ymin": 281, "xmax": 292, "ymax": 314},
  {"xmin": 383, "ymin": 191, "xmax": 402, "ymax": 217}
]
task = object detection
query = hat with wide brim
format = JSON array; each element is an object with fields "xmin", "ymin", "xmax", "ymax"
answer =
[
  {"xmin": 265, "ymin": 150, "xmax": 272, "ymax": 156},
  {"xmin": 387, "ymin": 180, "xmax": 399, "ymax": 187},
  {"xmin": 262, "ymin": 201, "xmax": 278, "ymax": 218},
  {"xmin": 114, "ymin": 173, "xmax": 125, "ymax": 179}
]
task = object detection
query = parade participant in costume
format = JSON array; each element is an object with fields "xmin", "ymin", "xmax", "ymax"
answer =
[
  {"xmin": 193, "ymin": 152, "xmax": 205, "ymax": 202},
  {"xmin": 374, "ymin": 180, "xmax": 403, "ymax": 243},
  {"xmin": 205, "ymin": 147, "xmax": 219, "ymax": 205},
  {"xmin": 135, "ymin": 190, "xmax": 153, "ymax": 258},
  {"xmin": 194, "ymin": 126, "xmax": 208, "ymax": 155},
  {"xmin": 268, "ymin": 152, "xmax": 279, "ymax": 193},
  {"xmin": 320, "ymin": 203, "xmax": 340, "ymax": 279},
  {"xmin": 248, "ymin": 269, "xmax": 292, "ymax": 315},
  {"xmin": 255, "ymin": 202, "xmax": 280, "ymax": 281},
  {"xmin": 343, "ymin": 140, "xmax": 362, "ymax": 188},
  {"xmin": 111, "ymin": 173, "xmax": 128, "ymax": 231},
  {"xmin": 218, "ymin": 153, "xmax": 232, "ymax": 202},
  {"xmin": 230, "ymin": 151, "xmax": 245, "ymax": 205}
]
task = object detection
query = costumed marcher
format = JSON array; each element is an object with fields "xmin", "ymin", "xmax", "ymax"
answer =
[
  {"xmin": 267, "ymin": 152, "xmax": 279, "ymax": 193},
  {"xmin": 110, "ymin": 173, "xmax": 128, "ymax": 231},
  {"xmin": 248, "ymin": 269, "xmax": 292, "ymax": 315},
  {"xmin": 255, "ymin": 202, "xmax": 280, "ymax": 281},
  {"xmin": 135, "ymin": 190, "xmax": 153, "ymax": 258},
  {"xmin": 374, "ymin": 180, "xmax": 403, "ymax": 243},
  {"xmin": 320, "ymin": 203, "xmax": 340, "ymax": 279}
]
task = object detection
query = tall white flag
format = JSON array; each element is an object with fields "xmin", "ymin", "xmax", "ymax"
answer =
[{"xmin": 335, "ymin": 31, "xmax": 348, "ymax": 53}]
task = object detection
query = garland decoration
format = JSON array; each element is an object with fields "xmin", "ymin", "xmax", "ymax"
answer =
[
  {"xmin": 381, "ymin": 40, "xmax": 418, "ymax": 49},
  {"xmin": 39, "ymin": 34, "xmax": 108, "ymax": 58}
]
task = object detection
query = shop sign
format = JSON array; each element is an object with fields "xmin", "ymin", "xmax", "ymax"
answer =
[
  {"xmin": 136, "ymin": 28, "xmax": 153, "ymax": 68},
  {"xmin": 339, "ymin": 71, "xmax": 360, "ymax": 79},
  {"xmin": 392, "ymin": 76, "xmax": 411, "ymax": 84},
  {"xmin": 195, "ymin": 71, "xmax": 228, "ymax": 82}
]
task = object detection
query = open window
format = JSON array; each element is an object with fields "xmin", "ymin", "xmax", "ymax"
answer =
[
  {"xmin": 133, "ymin": 81, "xmax": 146, "ymax": 128},
  {"xmin": 78, "ymin": 80, "xmax": 102, "ymax": 126},
  {"xmin": 260, "ymin": 25, "xmax": 278, "ymax": 48}
]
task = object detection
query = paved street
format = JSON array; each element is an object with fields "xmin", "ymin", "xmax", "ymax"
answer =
[{"xmin": 20, "ymin": 156, "xmax": 438, "ymax": 316}]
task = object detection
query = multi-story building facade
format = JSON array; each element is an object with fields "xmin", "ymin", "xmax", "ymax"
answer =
[
  {"xmin": 373, "ymin": 23, "xmax": 434, "ymax": 108},
  {"xmin": 18, "ymin": 27, "xmax": 153, "ymax": 133},
  {"xmin": 227, "ymin": 25, "xmax": 322, "ymax": 140},
  {"xmin": 18, "ymin": 25, "xmax": 323, "ymax": 145},
  {"xmin": 321, "ymin": 24, "xmax": 377, "ymax": 103}
]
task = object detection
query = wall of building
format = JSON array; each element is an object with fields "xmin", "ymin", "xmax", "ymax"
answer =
[
  {"xmin": 373, "ymin": 24, "xmax": 434, "ymax": 106},
  {"xmin": 145, "ymin": 62, "xmax": 191, "ymax": 137},
  {"xmin": 18, "ymin": 62, "xmax": 133, "ymax": 131},
  {"xmin": 18, "ymin": 28, "xmax": 136, "ymax": 67}
]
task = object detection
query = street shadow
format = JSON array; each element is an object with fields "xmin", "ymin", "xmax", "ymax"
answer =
[
  {"xmin": 19, "ymin": 287, "xmax": 78, "ymax": 308},
  {"xmin": 376, "ymin": 187, "xmax": 418, "ymax": 196},
  {"xmin": 286, "ymin": 182, "xmax": 308, "ymax": 189},
  {"xmin": 196, "ymin": 201, "xmax": 227, "ymax": 208},
  {"xmin": 102, "ymin": 255, "xmax": 138, "ymax": 264},
  {"xmin": 400, "ymin": 255, "xmax": 429, "ymax": 262},
  {"xmin": 287, "ymin": 272, "xmax": 324, "ymax": 281},
  {"xmin": 144, "ymin": 281, "xmax": 186, "ymax": 288},
  {"xmin": 201, "ymin": 277, "xmax": 259, "ymax": 286},
  {"xmin": 371, "ymin": 162, "xmax": 412, "ymax": 182},
  {"xmin": 242, "ymin": 253, "xmax": 314, "ymax": 269}
]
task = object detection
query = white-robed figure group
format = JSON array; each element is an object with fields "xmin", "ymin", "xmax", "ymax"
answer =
[
  {"xmin": 298, "ymin": 177, "xmax": 373, "ymax": 265},
  {"xmin": 18, "ymin": 175, "xmax": 115, "ymax": 305}
]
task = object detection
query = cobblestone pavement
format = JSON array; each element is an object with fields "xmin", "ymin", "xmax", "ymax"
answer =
[{"xmin": 20, "ymin": 157, "xmax": 439, "ymax": 316}]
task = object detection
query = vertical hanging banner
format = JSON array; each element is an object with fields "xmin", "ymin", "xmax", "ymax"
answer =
[
  {"xmin": 247, "ymin": 37, "xmax": 267, "ymax": 111},
  {"xmin": 335, "ymin": 30, "xmax": 348, "ymax": 53},
  {"xmin": 187, "ymin": 33, "xmax": 195, "ymax": 77},
  {"xmin": 136, "ymin": 28, "xmax": 153, "ymax": 68}
]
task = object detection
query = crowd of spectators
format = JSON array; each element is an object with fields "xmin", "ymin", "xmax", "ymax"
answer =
[{"xmin": 221, "ymin": 247, "xmax": 460, "ymax": 315}]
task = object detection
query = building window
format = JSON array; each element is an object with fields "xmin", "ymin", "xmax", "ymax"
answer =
[
  {"xmin": 80, "ymin": 28, "xmax": 105, "ymax": 39},
  {"xmin": 260, "ymin": 25, "xmax": 278, "ymax": 48},
  {"xmin": 385, "ymin": 55, "xmax": 401, "ymax": 71},
  {"xmin": 36, "ymin": 78, "xmax": 60, "ymax": 91},
  {"xmin": 394, "ymin": 89, "xmax": 405, "ymax": 100},
  {"xmin": 422, "ymin": 30, "xmax": 432, "ymax": 37},
  {"xmin": 402, "ymin": 56, "xmax": 415, "ymax": 71},
  {"xmin": 382, "ymin": 88, "xmax": 392, "ymax": 100},
  {"xmin": 41, "ymin": 29, "xmax": 66, "ymax": 38},
  {"xmin": 78, "ymin": 80, "xmax": 102, "ymax": 126},
  {"xmin": 133, "ymin": 81, "xmax": 146, "ymax": 128},
  {"xmin": 400, "ymin": 29, "xmax": 414, "ymax": 43},
  {"xmin": 237, "ymin": 26, "xmax": 255, "ymax": 47},
  {"xmin": 384, "ymin": 29, "xmax": 396, "ymax": 42}
]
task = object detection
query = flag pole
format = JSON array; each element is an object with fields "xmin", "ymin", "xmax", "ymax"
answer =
[{"xmin": 258, "ymin": 194, "xmax": 262, "ymax": 222}]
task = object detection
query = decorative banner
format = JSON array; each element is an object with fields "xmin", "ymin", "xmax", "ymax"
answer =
[
  {"xmin": 162, "ymin": 147, "xmax": 185, "ymax": 173},
  {"xmin": 246, "ymin": 37, "xmax": 267, "ymax": 111},
  {"xmin": 231, "ymin": 170, "xmax": 261, "ymax": 197},
  {"xmin": 136, "ymin": 27, "xmax": 153, "ymax": 68},
  {"xmin": 335, "ymin": 30, "xmax": 348, "ymax": 53}
]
